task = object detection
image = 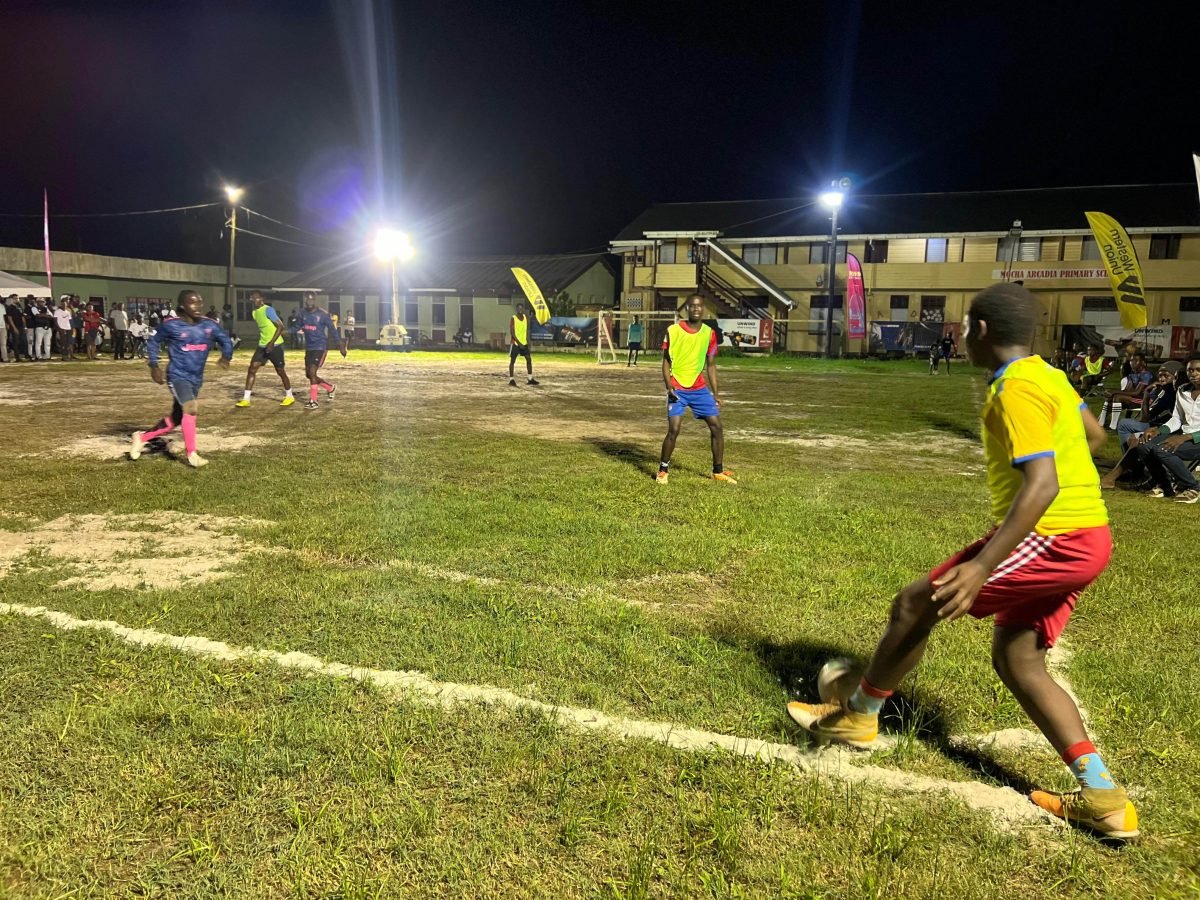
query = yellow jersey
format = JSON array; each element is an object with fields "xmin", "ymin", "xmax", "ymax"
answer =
[{"xmin": 981, "ymin": 356, "xmax": 1108, "ymax": 535}]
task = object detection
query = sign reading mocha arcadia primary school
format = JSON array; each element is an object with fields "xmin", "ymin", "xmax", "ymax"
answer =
[{"xmin": 990, "ymin": 268, "xmax": 1109, "ymax": 281}]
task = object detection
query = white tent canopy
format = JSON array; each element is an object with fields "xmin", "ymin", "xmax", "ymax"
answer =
[{"xmin": 0, "ymin": 270, "xmax": 53, "ymax": 299}]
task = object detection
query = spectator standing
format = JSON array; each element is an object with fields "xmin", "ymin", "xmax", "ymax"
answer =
[
  {"xmin": 344, "ymin": 312, "xmax": 356, "ymax": 349},
  {"xmin": 33, "ymin": 299, "xmax": 55, "ymax": 360},
  {"xmin": 287, "ymin": 311, "xmax": 300, "ymax": 348},
  {"xmin": 70, "ymin": 302, "xmax": 84, "ymax": 354},
  {"xmin": 109, "ymin": 303, "xmax": 130, "ymax": 359},
  {"xmin": 627, "ymin": 316, "xmax": 644, "ymax": 367},
  {"xmin": 220, "ymin": 302, "xmax": 235, "ymax": 338},
  {"xmin": 83, "ymin": 304, "xmax": 102, "ymax": 360},
  {"xmin": 54, "ymin": 298, "xmax": 74, "ymax": 360},
  {"xmin": 0, "ymin": 294, "xmax": 11, "ymax": 363},
  {"xmin": 22, "ymin": 299, "xmax": 37, "ymax": 360}
]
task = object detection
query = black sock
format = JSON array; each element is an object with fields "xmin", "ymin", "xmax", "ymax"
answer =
[
  {"xmin": 659, "ymin": 461, "xmax": 669, "ymax": 473},
  {"xmin": 713, "ymin": 463, "xmax": 723, "ymax": 474}
]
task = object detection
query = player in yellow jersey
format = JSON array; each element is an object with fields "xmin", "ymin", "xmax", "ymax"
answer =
[
  {"xmin": 508, "ymin": 302, "xmax": 538, "ymax": 386},
  {"xmin": 656, "ymin": 294, "xmax": 735, "ymax": 484},
  {"xmin": 236, "ymin": 291, "xmax": 295, "ymax": 407},
  {"xmin": 787, "ymin": 283, "xmax": 1138, "ymax": 840}
]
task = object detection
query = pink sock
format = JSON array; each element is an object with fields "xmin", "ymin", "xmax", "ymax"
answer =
[
  {"xmin": 310, "ymin": 384, "xmax": 318, "ymax": 402},
  {"xmin": 142, "ymin": 417, "xmax": 175, "ymax": 441},
  {"xmin": 181, "ymin": 414, "xmax": 197, "ymax": 455},
  {"xmin": 319, "ymin": 381, "xmax": 334, "ymax": 393}
]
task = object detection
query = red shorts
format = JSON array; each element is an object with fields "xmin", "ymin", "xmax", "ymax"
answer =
[{"xmin": 928, "ymin": 525, "xmax": 1112, "ymax": 648}]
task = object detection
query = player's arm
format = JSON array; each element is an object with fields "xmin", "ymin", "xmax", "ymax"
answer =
[
  {"xmin": 1080, "ymin": 405, "xmax": 1107, "ymax": 454},
  {"xmin": 215, "ymin": 323, "xmax": 234, "ymax": 368},
  {"xmin": 264, "ymin": 308, "xmax": 283, "ymax": 349},
  {"xmin": 705, "ymin": 356, "xmax": 720, "ymax": 406},
  {"xmin": 328, "ymin": 315, "xmax": 347, "ymax": 356},
  {"xmin": 661, "ymin": 338, "xmax": 676, "ymax": 401},
  {"xmin": 146, "ymin": 324, "xmax": 166, "ymax": 382},
  {"xmin": 510, "ymin": 316, "xmax": 518, "ymax": 345}
]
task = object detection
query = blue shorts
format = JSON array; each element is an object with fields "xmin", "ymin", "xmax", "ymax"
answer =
[
  {"xmin": 668, "ymin": 386, "xmax": 719, "ymax": 419},
  {"xmin": 168, "ymin": 379, "xmax": 201, "ymax": 405}
]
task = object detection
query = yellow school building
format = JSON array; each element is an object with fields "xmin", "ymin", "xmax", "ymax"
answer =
[{"xmin": 610, "ymin": 184, "xmax": 1200, "ymax": 357}]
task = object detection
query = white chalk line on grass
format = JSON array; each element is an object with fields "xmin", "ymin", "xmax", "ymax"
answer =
[{"xmin": 0, "ymin": 602, "xmax": 1056, "ymax": 830}]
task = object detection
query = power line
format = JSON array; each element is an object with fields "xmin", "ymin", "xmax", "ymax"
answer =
[
  {"xmin": 0, "ymin": 200, "xmax": 223, "ymax": 219},
  {"xmin": 241, "ymin": 206, "xmax": 325, "ymax": 237},
  {"xmin": 233, "ymin": 226, "xmax": 333, "ymax": 250}
]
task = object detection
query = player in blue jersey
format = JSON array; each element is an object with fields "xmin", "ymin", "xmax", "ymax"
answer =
[
  {"xmin": 129, "ymin": 290, "xmax": 233, "ymax": 468},
  {"xmin": 299, "ymin": 292, "xmax": 347, "ymax": 409}
]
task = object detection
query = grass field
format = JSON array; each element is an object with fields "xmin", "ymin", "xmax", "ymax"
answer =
[{"xmin": 1, "ymin": 349, "xmax": 1198, "ymax": 898}]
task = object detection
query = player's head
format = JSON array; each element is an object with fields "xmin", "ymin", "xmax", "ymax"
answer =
[
  {"xmin": 250, "ymin": 290, "xmax": 265, "ymax": 309},
  {"xmin": 1087, "ymin": 343, "xmax": 1103, "ymax": 358},
  {"xmin": 515, "ymin": 301, "xmax": 527, "ymax": 317},
  {"xmin": 1131, "ymin": 352, "xmax": 1146, "ymax": 371},
  {"xmin": 964, "ymin": 283, "xmax": 1038, "ymax": 367},
  {"xmin": 303, "ymin": 292, "xmax": 317, "ymax": 310},
  {"xmin": 684, "ymin": 293, "xmax": 705, "ymax": 323},
  {"xmin": 177, "ymin": 290, "xmax": 203, "ymax": 319}
]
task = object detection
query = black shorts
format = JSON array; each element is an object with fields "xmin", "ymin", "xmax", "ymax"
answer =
[
  {"xmin": 628, "ymin": 342, "xmax": 643, "ymax": 351},
  {"xmin": 252, "ymin": 345, "xmax": 286, "ymax": 368},
  {"xmin": 510, "ymin": 343, "xmax": 531, "ymax": 360},
  {"xmin": 305, "ymin": 348, "xmax": 328, "ymax": 369}
]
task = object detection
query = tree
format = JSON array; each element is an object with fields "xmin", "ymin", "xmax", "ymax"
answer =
[{"xmin": 549, "ymin": 290, "xmax": 576, "ymax": 318}]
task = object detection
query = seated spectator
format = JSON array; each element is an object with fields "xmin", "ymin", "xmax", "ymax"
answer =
[
  {"xmin": 1100, "ymin": 366, "xmax": 1177, "ymax": 488},
  {"xmin": 1131, "ymin": 354, "xmax": 1200, "ymax": 501},
  {"xmin": 1069, "ymin": 344, "xmax": 1109, "ymax": 394},
  {"xmin": 1100, "ymin": 352, "xmax": 1152, "ymax": 428},
  {"xmin": 129, "ymin": 314, "xmax": 150, "ymax": 357}
]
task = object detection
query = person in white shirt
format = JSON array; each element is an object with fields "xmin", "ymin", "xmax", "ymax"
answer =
[
  {"xmin": 129, "ymin": 314, "xmax": 150, "ymax": 358},
  {"xmin": 344, "ymin": 313, "xmax": 356, "ymax": 349},
  {"xmin": 109, "ymin": 303, "xmax": 131, "ymax": 359},
  {"xmin": 1135, "ymin": 354, "xmax": 1200, "ymax": 502},
  {"xmin": 53, "ymin": 298, "xmax": 74, "ymax": 360}
]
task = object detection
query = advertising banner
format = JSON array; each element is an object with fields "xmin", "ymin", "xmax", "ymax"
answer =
[
  {"xmin": 868, "ymin": 321, "xmax": 943, "ymax": 355},
  {"xmin": 846, "ymin": 253, "xmax": 866, "ymax": 340},
  {"xmin": 1084, "ymin": 211, "xmax": 1148, "ymax": 330},
  {"xmin": 529, "ymin": 316, "xmax": 598, "ymax": 345},
  {"xmin": 715, "ymin": 318, "xmax": 773, "ymax": 351},
  {"xmin": 1060, "ymin": 324, "xmax": 1170, "ymax": 359}
]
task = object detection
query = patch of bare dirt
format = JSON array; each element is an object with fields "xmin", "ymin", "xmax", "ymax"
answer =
[
  {"xmin": 0, "ymin": 512, "xmax": 267, "ymax": 590},
  {"xmin": 43, "ymin": 428, "xmax": 270, "ymax": 461}
]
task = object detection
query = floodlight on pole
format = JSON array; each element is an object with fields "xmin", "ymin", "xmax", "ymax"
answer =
[
  {"xmin": 374, "ymin": 228, "xmax": 415, "ymax": 328},
  {"xmin": 819, "ymin": 179, "xmax": 849, "ymax": 357},
  {"xmin": 224, "ymin": 186, "xmax": 244, "ymax": 311}
]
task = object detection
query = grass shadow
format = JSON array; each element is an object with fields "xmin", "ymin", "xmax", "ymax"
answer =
[
  {"xmin": 919, "ymin": 413, "xmax": 981, "ymax": 444},
  {"xmin": 586, "ymin": 438, "xmax": 658, "ymax": 477}
]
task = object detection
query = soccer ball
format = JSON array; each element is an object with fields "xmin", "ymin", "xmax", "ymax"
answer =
[{"xmin": 817, "ymin": 657, "xmax": 863, "ymax": 704}]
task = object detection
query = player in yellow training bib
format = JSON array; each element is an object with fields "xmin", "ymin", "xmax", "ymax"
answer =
[
  {"xmin": 656, "ymin": 294, "xmax": 735, "ymax": 485},
  {"xmin": 508, "ymin": 303, "xmax": 539, "ymax": 386},
  {"xmin": 787, "ymin": 283, "xmax": 1139, "ymax": 841}
]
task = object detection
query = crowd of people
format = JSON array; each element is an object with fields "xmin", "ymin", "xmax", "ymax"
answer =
[{"xmin": 1, "ymin": 293, "xmax": 172, "ymax": 363}]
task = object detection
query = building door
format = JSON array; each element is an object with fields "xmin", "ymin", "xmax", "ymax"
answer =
[{"xmin": 460, "ymin": 302, "xmax": 474, "ymax": 332}]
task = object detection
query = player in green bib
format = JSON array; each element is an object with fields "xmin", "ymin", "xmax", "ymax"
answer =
[
  {"xmin": 236, "ymin": 291, "xmax": 295, "ymax": 407},
  {"xmin": 657, "ymin": 294, "xmax": 735, "ymax": 484},
  {"xmin": 508, "ymin": 302, "xmax": 539, "ymax": 386}
]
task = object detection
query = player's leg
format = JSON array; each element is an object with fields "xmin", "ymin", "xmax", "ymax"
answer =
[
  {"xmin": 525, "ymin": 347, "xmax": 537, "ymax": 384},
  {"xmin": 273, "ymin": 349, "xmax": 294, "ymax": 405},
  {"xmin": 240, "ymin": 357, "xmax": 263, "ymax": 405},
  {"xmin": 657, "ymin": 415, "xmax": 683, "ymax": 483},
  {"xmin": 179, "ymin": 393, "xmax": 203, "ymax": 466},
  {"xmin": 132, "ymin": 396, "xmax": 184, "ymax": 460},
  {"xmin": 995, "ymin": 625, "xmax": 1139, "ymax": 838},
  {"xmin": 703, "ymin": 413, "xmax": 734, "ymax": 482},
  {"xmin": 508, "ymin": 345, "xmax": 517, "ymax": 383},
  {"xmin": 305, "ymin": 355, "xmax": 320, "ymax": 408},
  {"xmin": 316, "ymin": 351, "xmax": 334, "ymax": 395},
  {"xmin": 788, "ymin": 575, "xmax": 942, "ymax": 746}
]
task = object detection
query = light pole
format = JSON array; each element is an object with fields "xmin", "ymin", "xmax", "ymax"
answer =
[
  {"xmin": 819, "ymin": 181, "xmax": 848, "ymax": 358},
  {"xmin": 224, "ymin": 185, "xmax": 243, "ymax": 312},
  {"xmin": 373, "ymin": 228, "xmax": 415, "ymax": 327}
]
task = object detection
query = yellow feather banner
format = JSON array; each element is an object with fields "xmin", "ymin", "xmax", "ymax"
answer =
[
  {"xmin": 1084, "ymin": 211, "xmax": 1148, "ymax": 330},
  {"xmin": 511, "ymin": 267, "xmax": 551, "ymax": 325}
]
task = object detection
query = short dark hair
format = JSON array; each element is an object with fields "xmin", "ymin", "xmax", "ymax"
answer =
[
  {"xmin": 177, "ymin": 289, "xmax": 199, "ymax": 304},
  {"xmin": 968, "ymin": 283, "xmax": 1038, "ymax": 346}
]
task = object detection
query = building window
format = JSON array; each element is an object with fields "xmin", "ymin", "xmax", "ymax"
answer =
[
  {"xmin": 809, "ymin": 294, "xmax": 843, "ymax": 333},
  {"xmin": 658, "ymin": 242, "xmax": 676, "ymax": 264},
  {"xmin": 743, "ymin": 244, "xmax": 778, "ymax": 265},
  {"xmin": 1150, "ymin": 234, "xmax": 1181, "ymax": 259},
  {"xmin": 460, "ymin": 301, "xmax": 473, "ymax": 331},
  {"xmin": 1082, "ymin": 295, "xmax": 1119, "ymax": 326},
  {"xmin": 809, "ymin": 242, "xmax": 847, "ymax": 264},
  {"xmin": 890, "ymin": 295, "xmax": 909, "ymax": 322},
  {"xmin": 925, "ymin": 239, "xmax": 948, "ymax": 263},
  {"xmin": 378, "ymin": 299, "xmax": 393, "ymax": 324},
  {"xmin": 920, "ymin": 295, "xmax": 946, "ymax": 323},
  {"xmin": 996, "ymin": 236, "xmax": 1042, "ymax": 262},
  {"xmin": 864, "ymin": 240, "xmax": 889, "ymax": 263},
  {"xmin": 433, "ymin": 300, "xmax": 446, "ymax": 326},
  {"xmin": 405, "ymin": 301, "xmax": 418, "ymax": 325},
  {"xmin": 328, "ymin": 300, "xmax": 341, "ymax": 319},
  {"xmin": 1080, "ymin": 236, "xmax": 1101, "ymax": 260},
  {"xmin": 353, "ymin": 297, "xmax": 367, "ymax": 321},
  {"xmin": 1179, "ymin": 297, "xmax": 1200, "ymax": 325}
]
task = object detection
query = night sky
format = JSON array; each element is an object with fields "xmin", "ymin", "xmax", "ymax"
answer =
[{"xmin": 1, "ymin": 0, "xmax": 1196, "ymax": 271}]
